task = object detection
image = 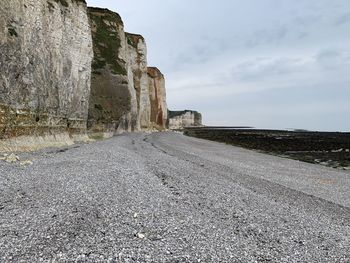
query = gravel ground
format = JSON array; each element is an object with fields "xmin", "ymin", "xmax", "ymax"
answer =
[{"xmin": 0, "ymin": 132, "xmax": 349, "ymax": 262}]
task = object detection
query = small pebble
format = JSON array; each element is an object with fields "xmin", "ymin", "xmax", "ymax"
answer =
[{"xmin": 136, "ymin": 233, "xmax": 146, "ymax": 239}]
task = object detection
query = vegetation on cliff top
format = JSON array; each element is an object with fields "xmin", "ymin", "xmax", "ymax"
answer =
[
  {"xmin": 52, "ymin": 0, "xmax": 86, "ymax": 7},
  {"xmin": 88, "ymin": 7, "xmax": 123, "ymax": 25},
  {"xmin": 53, "ymin": 0, "xmax": 69, "ymax": 7},
  {"xmin": 47, "ymin": 0, "xmax": 86, "ymax": 11},
  {"xmin": 125, "ymin": 33, "xmax": 144, "ymax": 49},
  {"xmin": 168, "ymin": 110, "xmax": 200, "ymax": 119}
]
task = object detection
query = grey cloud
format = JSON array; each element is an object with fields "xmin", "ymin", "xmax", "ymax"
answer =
[
  {"xmin": 334, "ymin": 12, "xmax": 350, "ymax": 25},
  {"xmin": 316, "ymin": 49, "xmax": 340, "ymax": 60},
  {"xmin": 171, "ymin": 49, "xmax": 212, "ymax": 71},
  {"xmin": 245, "ymin": 25, "xmax": 288, "ymax": 48},
  {"xmin": 297, "ymin": 31, "xmax": 308, "ymax": 39},
  {"xmin": 232, "ymin": 48, "xmax": 350, "ymax": 83},
  {"xmin": 293, "ymin": 14, "xmax": 322, "ymax": 27},
  {"xmin": 316, "ymin": 49, "xmax": 350, "ymax": 69},
  {"xmin": 172, "ymin": 37, "xmax": 233, "ymax": 70},
  {"xmin": 231, "ymin": 57, "xmax": 304, "ymax": 82}
]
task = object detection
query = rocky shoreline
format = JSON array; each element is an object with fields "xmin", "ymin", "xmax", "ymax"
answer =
[{"xmin": 184, "ymin": 127, "xmax": 350, "ymax": 170}]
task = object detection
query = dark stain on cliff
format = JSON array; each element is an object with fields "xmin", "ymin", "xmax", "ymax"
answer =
[
  {"xmin": 87, "ymin": 8, "xmax": 132, "ymax": 133},
  {"xmin": 8, "ymin": 27, "xmax": 18, "ymax": 37},
  {"xmin": 88, "ymin": 8, "xmax": 126, "ymax": 76}
]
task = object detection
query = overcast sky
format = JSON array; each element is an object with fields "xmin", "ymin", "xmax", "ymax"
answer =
[{"xmin": 87, "ymin": 0, "xmax": 350, "ymax": 131}]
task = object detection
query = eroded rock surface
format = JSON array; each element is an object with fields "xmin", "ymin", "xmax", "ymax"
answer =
[
  {"xmin": 87, "ymin": 7, "xmax": 138, "ymax": 135},
  {"xmin": 0, "ymin": 0, "xmax": 93, "ymax": 150},
  {"xmin": 87, "ymin": 9, "xmax": 168, "ymax": 135},
  {"xmin": 0, "ymin": 3, "xmax": 184, "ymax": 150},
  {"xmin": 148, "ymin": 67, "xmax": 168, "ymax": 130},
  {"xmin": 126, "ymin": 33, "xmax": 152, "ymax": 130}
]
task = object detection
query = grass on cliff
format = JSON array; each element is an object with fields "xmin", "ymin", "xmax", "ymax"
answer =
[
  {"xmin": 54, "ymin": 0, "xmax": 69, "ymax": 7},
  {"xmin": 8, "ymin": 27, "xmax": 18, "ymax": 37},
  {"xmin": 52, "ymin": 0, "xmax": 86, "ymax": 7},
  {"xmin": 89, "ymin": 12, "xmax": 127, "ymax": 76},
  {"xmin": 126, "ymin": 34, "xmax": 138, "ymax": 49}
]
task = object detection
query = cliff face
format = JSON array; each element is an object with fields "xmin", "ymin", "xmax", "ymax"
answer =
[
  {"xmin": 126, "ymin": 33, "xmax": 152, "ymax": 130},
  {"xmin": 87, "ymin": 8, "xmax": 168, "ymax": 135},
  {"xmin": 168, "ymin": 110, "xmax": 202, "ymax": 130},
  {"xmin": 0, "ymin": 3, "xmax": 176, "ymax": 151},
  {"xmin": 87, "ymin": 8, "xmax": 139, "ymax": 135},
  {"xmin": 148, "ymin": 67, "xmax": 168, "ymax": 130},
  {"xmin": 0, "ymin": 0, "xmax": 92, "ymax": 149}
]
